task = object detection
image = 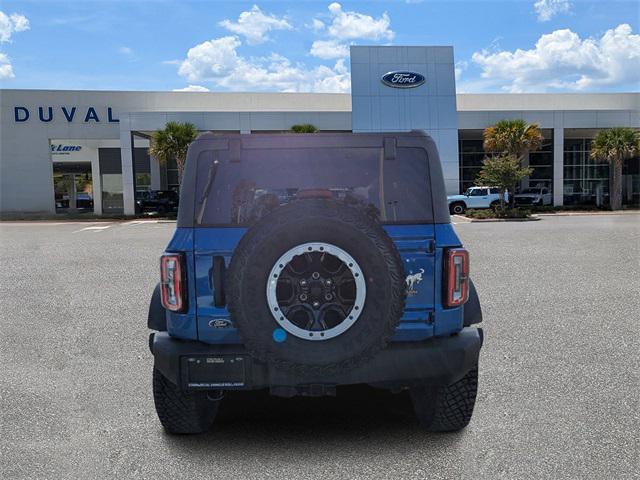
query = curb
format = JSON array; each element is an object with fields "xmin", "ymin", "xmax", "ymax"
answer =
[
  {"xmin": 0, "ymin": 216, "xmax": 177, "ymax": 223},
  {"xmin": 535, "ymin": 211, "xmax": 640, "ymax": 217},
  {"xmin": 462, "ymin": 216, "xmax": 540, "ymax": 223}
]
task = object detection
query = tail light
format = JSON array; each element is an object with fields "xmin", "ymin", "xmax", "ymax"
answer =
[
  {"xmin": 160, "ymin": 253, "xmax": 187, "ymax": 312},
  {"xmin": 444, "ymin": 248, "xmax": 469, "ymax": 308}
]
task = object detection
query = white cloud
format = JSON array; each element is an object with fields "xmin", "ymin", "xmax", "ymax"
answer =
[
  {"xmin": 219, "ymin": 5, "xmax": 292, "ymax": 45},
  {"xmin": 118, "ymin": 46, "xmax": 134, "ymax": 56},
  {"xmin": 324, "ymin": 2, "xmax": 393, "ymax": 41},
  {"xmin": 0, "ymin": 52, "xmax": 14, "ymax": 79},
  {"xmin": 308, "ymin": 3, "xmax": 394, "ymax": 59},
  {"xmin": 177, "ymin": 36, "xmax": 350, "ymax": 93},
  {"xmin": 310, "ymin": 39, "xmax": 349, "ymax": 59},
  {"xmin": 0, "ymin": 11, "xmax": 29, "ymax": 43},
  {"xmin": 178, "ymin": 36, "xmax": 243, "ymax": 82},
  {"xmin": 471, "ymin": 24, "xmax": 640, "ymax": 92},
  {"xmin": 534, "ymin": 0, "xmax": 571, "ymax": 22},
  {"xmin": 173, "ymin": 85, "xmax": 210, "ymax": 92},
  {"xmin": 311, "ymin": 18, "xmax": 325, "ymax": 32}
]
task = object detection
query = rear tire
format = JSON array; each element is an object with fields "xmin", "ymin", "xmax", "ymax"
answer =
[
  {"xmin": 490, "ymin": 201, "xmax": 500, "ymax": 211},
  {"xmin": 410, "ymin": 367, "xmax": 478, "ymax": 432},
  {"xmin": 449, "ymin": 202, "xmax": 466, "ymax": 215},
  {"xmin": 152, "ymin": 367, "xmax": 221, "ymax": 434}
]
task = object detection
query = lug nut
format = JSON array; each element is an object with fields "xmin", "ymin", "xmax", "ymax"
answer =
[
  {"xmin": 299, "ymin": 293, "xmax": 308, "ymax": 301},
  {"xmin": 300, "ymin": 280, "xmax": 307, "ymax": 287},
  {"xmin": 325, "ymin": 279, "xmax": 332, "ymax": 286},
  {"xmin": 312, "ymin": 272, "xmax": 320, "ymax": 280},
  {"xmin": 312, "ymin": 301, "xmax": 320, "ymax": 308},
  {"xmin": 324, "ymin": 293, "xmax": 333, "ymax": 301}
]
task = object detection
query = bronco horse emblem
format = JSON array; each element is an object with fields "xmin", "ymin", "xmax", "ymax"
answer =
[{"xmin": 405, "ymin": 268, "xmax": 425, "ymax": 296}]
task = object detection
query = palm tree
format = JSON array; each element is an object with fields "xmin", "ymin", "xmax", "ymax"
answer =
[
  {"xmin": 483, "ymin": 119, "xmax": 544, "ymax": 162},
  {"xmin": 590, "ymin": 128, "xmax": 640, "ymax": 210},
  {"xmin": 483, "ymin": 119, "xmax": 544, "ymax": 207},
  {"xmin": 290, "ymin": 124, "xmax": 318, "ymax": 133},
  {"xmin": 148, "ymin": 122, "xmax": 199, "ymax": 186}
]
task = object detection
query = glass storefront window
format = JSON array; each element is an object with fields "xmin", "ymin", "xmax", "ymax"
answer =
[
  {"xmin": 136, "ymin": 173, "xmax": 151, "ymax": 192},
  {"xmin": 563, "ymin": 136, "xmax": 610, "ymax": 206},
  {"xmin": 458, "ymin": 130, "xmax": 553, "ymax": 193},
  {"xmin": 166, "ymin": 170, "xmax": 179, "ymax": 190},
  {"xmin": 102, "ymin": 174, "xmax": 123, "ymax": 213}
]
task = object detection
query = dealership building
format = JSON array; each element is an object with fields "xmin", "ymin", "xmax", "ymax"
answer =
[{"xmin": 1, "ymin": 45, "xmax": 638, "ymax": 215}]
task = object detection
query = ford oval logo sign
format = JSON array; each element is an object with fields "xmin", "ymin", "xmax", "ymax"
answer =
[{"xmin": 381, "ymin": 71, "xmax": 425, "ymax": 89}]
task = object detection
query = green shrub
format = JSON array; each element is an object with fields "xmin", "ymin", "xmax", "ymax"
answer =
[
  {"xmin": 529, "ymin": 205, "xmax": 558, "ymax": 213},
  {"xmin": 465, "ymin": 208, "xmax": 531, "ymax": 219},
  {"xmin": 500, "ymin": 208, "xmax": 532, "ymax": 218},
  {"xmin": 290, "ymin": 124, "xmax": 318, "ymax": 133},
  {"xmin": 464, "ymin": 209, "xmax": 497, "ymax": 219}
]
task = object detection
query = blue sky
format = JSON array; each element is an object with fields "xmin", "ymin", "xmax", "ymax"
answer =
[{"xmin": 0, "ymin": 0, "xmax": 638, "ymax": 93}]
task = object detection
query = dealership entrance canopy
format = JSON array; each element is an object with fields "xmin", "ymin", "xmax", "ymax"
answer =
[{"xmin": 1, "ymin": 45, "xmax": 639, "ymax": 215}]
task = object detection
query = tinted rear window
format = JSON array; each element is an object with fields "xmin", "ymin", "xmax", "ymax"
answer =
[{"xmin": 194, "ymin": 147, "xmax": 432, "ymax": 225}]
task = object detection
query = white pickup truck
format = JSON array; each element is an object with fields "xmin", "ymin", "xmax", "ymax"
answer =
[
  {"xmin": 447, "ymin": 187, "xmax": 507, "ymax": 215},
  {"xmin": 514, "ymin": 187, "xmax": 552, "ymax": 206}
]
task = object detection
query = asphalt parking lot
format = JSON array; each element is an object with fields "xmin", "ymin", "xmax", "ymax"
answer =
[{"xmin": 1, "ymin": 215, "xmax": 638, "ymax": 479}]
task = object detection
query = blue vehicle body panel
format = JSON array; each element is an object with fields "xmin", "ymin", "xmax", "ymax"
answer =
[
  {"xmin": 194, "ymin": 227, "xmax": 246, "ymax": 344},
  {"xmin": 163, "ymin": 222, "xmax": 465, "ymax": 345},
  {"xmin": 383, "ymin": 225, "xmax": 435, "ymax": 341}
]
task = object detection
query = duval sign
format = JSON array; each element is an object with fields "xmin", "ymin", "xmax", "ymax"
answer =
[
  {"xmin": 381, "ymin": 71, "xmax": 426, "ymax": 89},
  {"xmin": 14, "ymin": 106, "xmax": 119, "ymax": 123}
]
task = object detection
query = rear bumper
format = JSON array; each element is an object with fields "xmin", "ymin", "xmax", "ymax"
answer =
[{"xmin": 150, "ymin": 328, "xmax": 483, "ymax": 394}]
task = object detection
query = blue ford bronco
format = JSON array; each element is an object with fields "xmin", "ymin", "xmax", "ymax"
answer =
[{"xmin": 148, "ymin": 131, "xmax": 483, "ymax": 434}]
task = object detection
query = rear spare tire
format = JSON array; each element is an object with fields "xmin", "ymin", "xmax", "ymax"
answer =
[{"xmin": 226, "ymin": 199, "xmax": 406, "ymax": 375}]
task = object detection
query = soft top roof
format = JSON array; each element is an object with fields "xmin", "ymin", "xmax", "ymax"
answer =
[{"xmin": 177, "ymin": 130, "xmax": 450, "ymax": 227}]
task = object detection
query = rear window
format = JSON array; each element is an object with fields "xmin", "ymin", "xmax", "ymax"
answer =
[{"xmin": 194, "ymin": 146, "xmax": 432, "ymax": 226}]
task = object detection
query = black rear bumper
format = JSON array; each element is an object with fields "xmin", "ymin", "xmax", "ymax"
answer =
[{"xmin": 150, "ymin": 328, "xmax": 483, "ymax": 394}]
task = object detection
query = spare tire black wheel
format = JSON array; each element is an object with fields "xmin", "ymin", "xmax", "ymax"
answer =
[{"xmin": 226, "ymin": 198, "xmax": 406, "ymax": 376}]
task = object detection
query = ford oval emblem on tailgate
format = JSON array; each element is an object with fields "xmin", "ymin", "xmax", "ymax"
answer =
[
  {"xmin": 209, "ymin": 318, "xmax": 232, "ymax": 329},
  {"xmin": 381, "ymin": 71, "xmax": 426, "ymax": 89}
]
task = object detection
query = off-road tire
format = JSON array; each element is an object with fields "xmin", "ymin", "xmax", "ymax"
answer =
[
  {"xmin": 449, "ymin": 202, "xmax": 466, "ymax": 215},
  {"xmin": 152, "ymin": 367, "xmax": 220, "ymax": 434},
  {"xmin": 226, "ymin": 198, "xmax": 406, "ymax": 376},
  {"xmin": 411, "ymin": 366, "xmax": 478, "ymax": 432}
]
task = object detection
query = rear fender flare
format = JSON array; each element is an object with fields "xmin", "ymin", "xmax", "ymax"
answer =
[
  {"xmin": 463, "ymin": 279, "xmax": 482, "ymax": 327},
  {"xmin": 148, "ymin": 283, "xmax": 167, "ymax": 331}
]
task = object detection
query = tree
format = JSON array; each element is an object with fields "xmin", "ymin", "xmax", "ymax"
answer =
[
  {"xmin": 476, "ymin": 155, "xmax": 533, "ymax": 209},
  {"xmin": 483, "ymin": 119, "xmax": 544, "ymax": 162},
  {"xmin": 148, "ymin": 122, "xmax": 199, "ymax": 186},
  {"xmin": 483, "ymin": 119, "xmax": 543, "ymax": 207},
  {"xmin": 590, "ymin": 128, "xmax": 640, "ymax": 210},
  {"xmin": 290, "ymin": 124, "xmax": 318, "ymax": 133}
]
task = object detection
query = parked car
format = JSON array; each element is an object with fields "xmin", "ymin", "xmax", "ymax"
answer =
[
  {"xmin": 147, "ymin": 131, "xmax": 483, "ymax": 434},
  {"xmin": 76, "ymin": 192, "xmax": 94, "ymax": 210},
  {"xmin": 135, "ymin": 190, "xmax": 179, "ymax": 215},
  {"xmin": 447, "ymin": 186, "xmax": 507, "ymax": 214},
  {"xmin": 54, "ymin": 192, "xmax": 93, "ymax": 210},
  {"xmin": 55, "ymin": 193, "xmax": 68, "ymax": 209},
  {"xmin": 514, "ymin": 187, "xmax": 552, "ymax": 206}
]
